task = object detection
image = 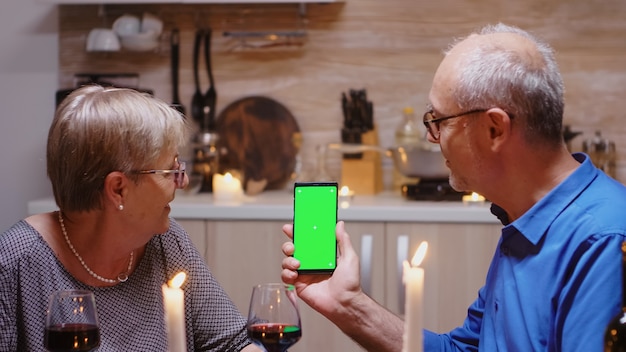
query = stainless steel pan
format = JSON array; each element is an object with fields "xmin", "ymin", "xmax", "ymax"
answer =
[{"xmin": 327, "ymin": 143, "xmax": 449, "ymax": 179}]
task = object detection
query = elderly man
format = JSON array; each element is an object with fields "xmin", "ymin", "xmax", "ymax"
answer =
[{"xmin": 281, "ymin": 23, "xmax": 626, "ymax": 351}]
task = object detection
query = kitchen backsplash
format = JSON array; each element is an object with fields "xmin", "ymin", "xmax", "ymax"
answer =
[{"xmin": 58, "ymin": 0, "xmax": 626, "ymax": 186}]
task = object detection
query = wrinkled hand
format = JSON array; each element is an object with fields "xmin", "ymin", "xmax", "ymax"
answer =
[{"xmin": 281, "ymin": 221, "xmax": 362, "ymax": 316}]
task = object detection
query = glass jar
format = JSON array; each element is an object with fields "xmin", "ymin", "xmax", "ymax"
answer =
[{"xmin": 393, "ymin": 107, "xmax": 422, "ymax": 190}]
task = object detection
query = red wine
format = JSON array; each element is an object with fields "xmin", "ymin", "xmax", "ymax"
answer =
[
  {"xmin": 248, "ymin": 323, "xmax": 302, "ymax": 352},
  {"xmin": 44, "ymin": 323, "xmax": 100, "ymax": 352},
  {"xmin": 605, "ymin": 241, "xmax": 626, "ymax": 351}
]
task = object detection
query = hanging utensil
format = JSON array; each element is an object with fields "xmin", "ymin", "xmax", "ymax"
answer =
[
  {"xmin": 170, "ymin": 28, "xmax": 185, "ymax": 116},
  {"xmin": 190, "ymin": 29, "xmax": 204, "ymax": 123},
  {"xmin": 203, "ymin": 28, "xmax": 217, "ymax": 132}
]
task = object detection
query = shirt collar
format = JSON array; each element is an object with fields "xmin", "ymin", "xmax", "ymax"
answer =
[{"xmin": 491, "ymin": 153, "xmax": 599, "ymax": 245}]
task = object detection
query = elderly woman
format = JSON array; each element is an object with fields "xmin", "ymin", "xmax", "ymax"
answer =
[{"xmin": 0, "ymin": 85, "xmax": 261, "ymax": 351}]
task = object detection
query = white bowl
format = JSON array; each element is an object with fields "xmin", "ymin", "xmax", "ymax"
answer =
[
  {"xmin": 113, "ymin": 14, "xmax": 140, "ymax": 36},
  {"xmin": 141, "ymin": 12, "xmax": 163, "ymax": 36},
  {"xmin": 86, "ymin": 28, "xmax": 121, "ymax": 52},
  {"xmin": 119, "ymin": 31, "xmax": 159, "ymax": 51}
]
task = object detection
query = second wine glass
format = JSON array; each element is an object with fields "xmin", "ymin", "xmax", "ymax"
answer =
[
  {"xmin": 247, "ymin": 283, "xmax": 302, "ymax": 352},
  {"xmin": 44, "ymin": 289, "xmax": 100, "ymax": 352}
]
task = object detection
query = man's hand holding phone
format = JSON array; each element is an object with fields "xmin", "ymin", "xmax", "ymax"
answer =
[{"xmin": 280, "ymin": 220, "xmax": 364, "ymax": 319}]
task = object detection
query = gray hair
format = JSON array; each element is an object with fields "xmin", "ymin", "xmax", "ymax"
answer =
[
  {"xmin": 447, "ymin": 23, "xmax": 565, "ymax": 145},
  {"xmin": 47, "ymin": 85, "xmax": 189, "ymax": 212}
]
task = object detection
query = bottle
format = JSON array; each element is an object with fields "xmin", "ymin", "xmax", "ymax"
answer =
[
  {"xmin": 393, "ymin": 107, "xmax": 421, "ymax": 190},
  {"xmin": 287, "ymin": 132, "xmax": 305, "ymax": 191},
  {"xmin": 395, "ymin": 107, "xmax": 421, "ymax": 146},
  {"xmin": 604, "ymin": 241, "xmax": 626, "ymax": 351}
]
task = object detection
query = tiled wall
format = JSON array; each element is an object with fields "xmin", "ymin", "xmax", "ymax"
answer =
[{"xmin": 59, "ymin": 0, "xmax": 626, "ymax": 186}]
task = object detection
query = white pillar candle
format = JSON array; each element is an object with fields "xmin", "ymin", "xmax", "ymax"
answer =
[
  {"xmin": 402, "ymin": 241, "xmax": 428, "ymax": 352},
  {"xmin": 212, "ymin": 172, "xmax": 243, "ymax": 204},
  {"xmin": 162, "ymin": 272, "xmax": 187, "ymax": 352}
]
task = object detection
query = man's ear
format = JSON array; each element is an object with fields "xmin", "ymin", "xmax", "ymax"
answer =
[{"xmin": 485, "ymin": 108, "xmax": 512, "ymax": 152}]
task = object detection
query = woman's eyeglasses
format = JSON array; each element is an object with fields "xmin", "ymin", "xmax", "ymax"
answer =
[{"xmin": 133, "ymin": 161, "xmax": 186, "ymax": 189}]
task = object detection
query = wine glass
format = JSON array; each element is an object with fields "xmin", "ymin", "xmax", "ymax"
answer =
[
  {"xmin": 247, "ymin": 283, "xmax": 302, "ymax": 352},
  {"xmin": 44, "ymin": 290, "xmax": 101, "ymax": 352}
]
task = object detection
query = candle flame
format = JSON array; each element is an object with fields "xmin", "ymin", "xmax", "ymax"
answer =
[
  {"xmin": 470, "ymin": 192, "xmax": 483, "ymax": 201},
  {"xmin": 410, "ymin": 241, "xmax": 428, "ymax": 267},
  {"xmin": 224, "ymin": 172, "xmax": 233, "ymax": 181},
  {"xmin": 169, "ymin": 272, "xmax": 186, "ymax": 288},
  {"xmin": 340, "ymin": 186, "xmax": 350, "ymax": 196}
]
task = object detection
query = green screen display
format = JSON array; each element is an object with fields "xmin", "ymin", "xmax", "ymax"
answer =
[{"xmin": 293, "ymin": 182, "xmax": 338, "ymax": 272}]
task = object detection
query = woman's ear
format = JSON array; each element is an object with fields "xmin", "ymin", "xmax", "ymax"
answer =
[{"xmin": 103, "ymin": 171, "xmax": 127, "ymax": 210}]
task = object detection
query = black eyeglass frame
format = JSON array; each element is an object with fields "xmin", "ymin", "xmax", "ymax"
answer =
[
  {"xmin": 422, "ymin": 109, "xmax": 488, "ymax": 141},
  {"xmin": 133, "ymin": 161, "xmax": 186, "ymax": 188}
]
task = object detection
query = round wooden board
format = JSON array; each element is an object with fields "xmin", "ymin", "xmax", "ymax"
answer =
[{"xmin": 216, "ymin": 96, "xmax": 300, "ymax": 192}]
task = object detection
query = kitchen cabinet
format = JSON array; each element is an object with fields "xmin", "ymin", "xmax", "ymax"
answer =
[
  {"xmin": 178, "ymin": 219, "xmax": 208, "ymax": 259},
  {"xmin": 177, "ymin": 217, "xmax": 501, "ymax": 351},
  {"xmin": 384, "ymin": 222, "xmax": 501, "ymax": 333}
]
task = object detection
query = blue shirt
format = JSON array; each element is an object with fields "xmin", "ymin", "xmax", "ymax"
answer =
[{"xmin": 423, "ymin": 153, "xmax": 626, "ymax": 351}]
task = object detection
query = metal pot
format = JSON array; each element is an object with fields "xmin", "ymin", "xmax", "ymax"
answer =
[
  {"xmin": 326, "ymin": 143, "xmax": 449, "ymax": 179},
  {"xmin": 387, "ymin": 145, "xmax": 448, "ymax": 179}
]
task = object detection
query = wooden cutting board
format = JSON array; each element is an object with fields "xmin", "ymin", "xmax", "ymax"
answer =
[{"xmin": 216, "ymin": 96, "xmax": 300, "ymax": 193}]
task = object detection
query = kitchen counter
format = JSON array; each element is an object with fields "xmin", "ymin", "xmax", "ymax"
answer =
[{"xmin": 28, "ymin": 190, "xmax": 499, "ymax": 224}]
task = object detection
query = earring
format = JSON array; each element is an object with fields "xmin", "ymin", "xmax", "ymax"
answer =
[{"xmin": 118, "ymin": 204, "xmax": 124, "ymax": 211}]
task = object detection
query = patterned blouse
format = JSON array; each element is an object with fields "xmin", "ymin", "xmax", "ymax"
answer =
[{"xmin": 0, "ymin": 217, "xmax": 252, "ymax": 351}]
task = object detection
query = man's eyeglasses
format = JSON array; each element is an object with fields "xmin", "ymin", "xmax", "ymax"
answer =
[
  {"xmin": 133, "ymin": 161, "xmax": 186, "ymax": 189},
  {"xmin": 422, "ymin": 109, "xmax": 487, "ymax": 142}
]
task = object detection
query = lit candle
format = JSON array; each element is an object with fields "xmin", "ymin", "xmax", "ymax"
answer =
[
  {"xmin": 162, "ymin": 272, "xmax": 187, "ymax": 352},
  {"xmin": 338, "ymin": 185, "xmax": 355, "ymax": 209},
  {"xmin": 402, "ymin": 241, "xmax": 428, "ymax": 352},
  {"xmin": 212, "ymin": 172, "xmax": 243, "ymax": 204},
  {"xmin": 462, "ymin": 192, "xmax": 486, "ymax": 205}
]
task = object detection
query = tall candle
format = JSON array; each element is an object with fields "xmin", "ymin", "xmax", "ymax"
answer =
[
  {"xmin": 162, "ymin": 272, "xmax": 187, "ymax": 352},
  {"xmin": 212, "ymin": 172, "xmax": 243, "ymax": 204},
  {"xmin": 402, "ymin": 241, "xmax": 428, "ymax": 352}
]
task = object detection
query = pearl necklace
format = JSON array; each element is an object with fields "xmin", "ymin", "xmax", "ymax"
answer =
[{"xmin": 58, "ymin": 211, "xmax": 133, "ymax": 284}]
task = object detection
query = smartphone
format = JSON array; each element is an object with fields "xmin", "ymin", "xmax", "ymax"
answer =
[{"xmin": 293, "ymin": 182, "xmax": 338, "ymax": 274}]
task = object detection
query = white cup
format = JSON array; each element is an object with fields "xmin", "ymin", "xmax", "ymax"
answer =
[
  {"xmin": 86, "ymin": 28, "xmax": 121, "ymax": 52},
  {"xmin": 112, "ymin": 14, "xmax": 141, "ymax": 36}
]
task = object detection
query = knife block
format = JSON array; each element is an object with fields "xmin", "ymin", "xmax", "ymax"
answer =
[{"xmin": 340, "ymin": 126, "xmax": 383, "ymax": 195}]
